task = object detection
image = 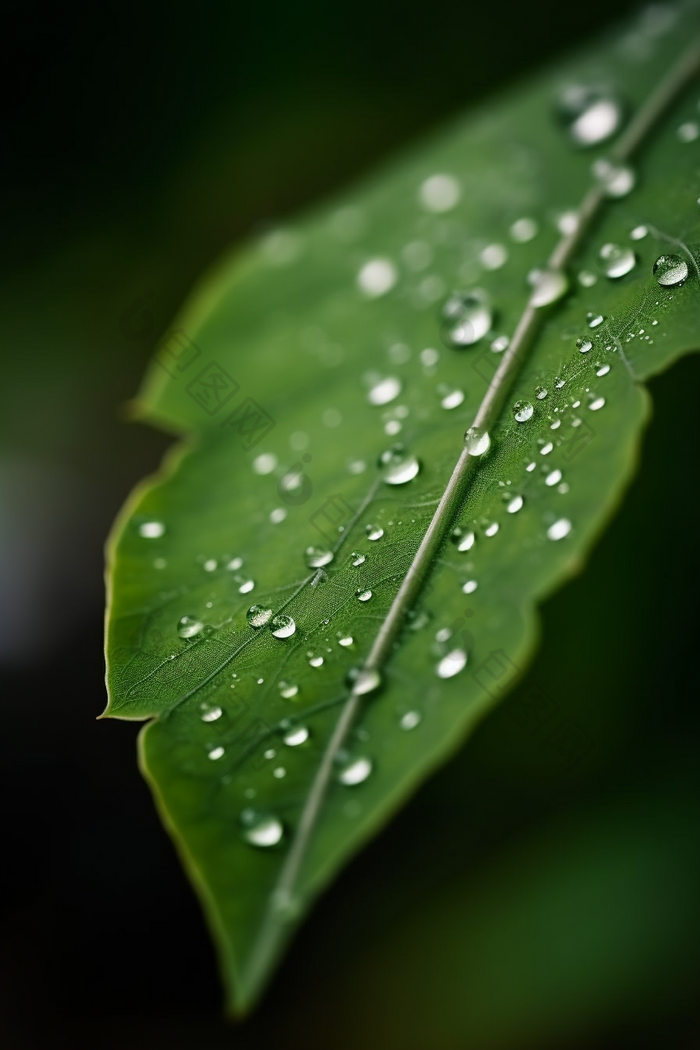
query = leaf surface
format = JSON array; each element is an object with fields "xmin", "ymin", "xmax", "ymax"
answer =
[{"xmin": 105, "ymin": 4, "xmax": 700, "ymax": 1010}]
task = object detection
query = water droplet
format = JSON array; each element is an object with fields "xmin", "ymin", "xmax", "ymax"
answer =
[
  {"xmin": 545, "ymin": 469, "xmax": 562, "ymax": 486},
  {"xmin": 420, "ymin": 347, "xmax": 439, "ymax": 368},
  {"xmin": 491, "ymin": 335, "xmax": 509, "ymax": 352},
  {"xmin": 200, "ymin": 703, "xmax": 222, "ymax": 722},
  {"xmin": 351, "ymin": 551, "xmax": 366, "ymax": 567},
  {"xmin": 253, "ymin": 453, "xmax": 277, "ymax": 475},
  {"xmin": 677, "ymin": 121, "xmax": 700, "ymax": 143},
  {"xmin": 356, "ymin": 588, "xmax": 373, "ymax": 602},
  {"xmin": 465, "ymin": 427, "xmax": 491, "ymax": 456},
  {"xmin": 419, "ymin": 173, "xmax": 461, "ymax": 212},
  {"xmin": 247, "ymin": 605, "xmax": 273, "ymax": 628},
  {"xmin": 305, "ymin": 546, "xmax": 334, "ymax": 568},
  {"xmin": 365, "ymin": 525, "xmax": 384, "ymax": 541},
  {"xmin": 272, "ymin": 767, "xmax": 286, "ymax": 779},
  {"xmin": 264, "ymin": 748, "xmax": 276, "ymax": 759},
  {"xmin": 507, "ymin": 495, "xmax": 524, "ymax": 513},
  {"xmin": 577, "ymin": 338, "xmax": 593, "ymax": 353},
  {"xmin": 510, "ymin": 217, "xmax": 538, "ymax": 242},
  {"xmin": 480, "ymin": 244, "xmax": 508, "ymax": 270},
  {"xmin": 338, "ymin": 633, "xmax": 354, "ymax": 647},
  {"xmin": 349, "ymin": 668, "xmax": 382, "ymax": 695},
  {"xmin": 578, "ymin": 270, "xmax": 597, "ymax": 287},
  {"xmin": 239, "ymin": 580, "xmax": 255, "ymax": 594},
  {"xmin": 540, "ymin": 441, "xmax": 554, "ymax": 455},
  {"xmin": 513, "ymin": 400, "xmax": 534, "ymax": 422},
  {"xmin": 526, "ymin": 461, "xmax": 536, "ymax": 472},
  {"xmin": 596, "ymin": 363, "xmax": 611, "ymax": 377},
  {"xmin": 379, "ymin": 444, "xmax": 421, "ymax": 485},
  {"xmin": 547, "ymin": 518, "xmax": 572, "ymax": 540},
  {"xmin": 592, "ymin": 158, "xmax": 635, "ymax": 197},
  {"xmin": 400, "ymin": 710, "xmax": 422, "ymax": 730},
  {"xmin": 138, "ymin": 521, "xmax": 165, "ymax": 539},
  {"xmin": 270, "ymin": 508, "xmax": 287, "ymax": 524},
  {"xmin": 368, "ymin": 376, "xmax": 402, "ymax": 406},
  {"xmin": 357, "ymin": 258, "xmax": 397, "ymax": 298},
  {"xmin": 550, "ymin": 419, "xmax": 561, "ymax": 430},
  {"xmin": 462, "ymin": 579, "xmax": 478, "ymax": 594},
  {"xmin": 653, "ymin": 254, "xmax": 689, "ymax": 287},
  {"xmin": 484, "ymin": 522, "xmax": 499, "ymax": 537},
  {"xmin": 283, "ymin": 724, "xmax": 309, "ymax": 746},
  {"xmin": 535, "ymin": 385, "xmax": 548, "ymax": 400},
  {"xmin": 279, "ymin": 680, "xmax": 299, "ymax": 699},
  {"xmin": 203, "ymin": 558, "xmax": 217, "ymax": 572},
  {"xmin": 308, "ymin": 653, "xmax": 324, "ymax": 668},
  {"xmin": 452, "ymin": 527, "xmax": 475, "ymax": 552},
  {"xmin": 271, "ymin": 614, "xmax": 296, "ymax": 639},
  {"xmin": 337, "ymin": 754, "xmax": 373, "ymax": 785},
  {"xmin": 557, "ymin": 211, "xmax": 579, "ymax": 235},
  {"xmin": 529, "ymin": 269, "xmax": 568, "ymax": 307},
  {"xmin": 436, "ymin": 649, "xmax": 467, "ymax": 678},
  {"xmin": 239, "ymin": 808, "xmax": 284, "ymax": 848},
  {"xmin": 630, "ymin": 224, "xmax": 648, "ymax": 241},
  {"xmin": 555, "ymin": 377, "xmax": 566, "ymax": 388},
  {"xmin": 600, "ymin": 243, "xmax": 636, "ymax": 278},
  {"xmin": 441, "ymin": 289, "xmax": 493, "ymax": 347},
  {"xmin": 587, "ymin": 312, "xmax": 604, "ymax": 328},
  {"xmin": 589, "ymin": 396, "xmax": 606, "ymax": 411},
  {"xmin": 208, "ymin": 746, "xmax": 225, "ymax": 761},
  {"xmin": 177, "ymin": 615, "xmax": 204, "ymax": 640},
  {"xmin": 560, "ymin": 87, "xmax": 623, "ymax": 147},
  {"xmin": 441, "ymin": 388, "xmax": 465, "ymax": 410}
]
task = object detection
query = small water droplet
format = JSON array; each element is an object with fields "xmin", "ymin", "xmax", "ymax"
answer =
[
  {"xmin": 436, "ymin": 649, "xmax": 467, "ymax": 678},
  {"xmin": 356, "ymin": 588, "xmax": 373, "ymax": 602},
  {"xmin": 545, "ymin": 469, "xmax": 563, "ymax": 486},
  {"xmin": 357, "ymin": 258, "xmax": 397, "ymax": 298},
  {"xmin": 177, "ymin": 615, "xmax": 204, "ymax": 640},
  {"xmin": 529, "ymin": 269, "xmax": 568, "ymax": 307},
  {"xmin": 589, "ymin": 396, "xmax": 606, "ymax": 411},
  {"xmin": 247, "ymin": 605, "xmax": 272, "ymax": 628},
  {"xmin": 138, "ymin": 521, "xmax": 165, "ymax": 538},
  {"xmin": 351, "ymin": 551, "xmax": 366, "ymax": 567},
  {"xmin": 465, "ymin": 427, "xmax": 491, "ymax": 456},
  {"xmin": 270, "ymin": 508, "xmax": 287, "ymax": 524},
  {"xmin": 677, "ymin": 121, "xmax": 700, "ymax": 143},
  {"xmin": 491, "ymin": 335, "xmax": 510, "ymax": 352},
  {"xmin": 560, "ymin": 87, "xmax": 623, "ymax": 147},
  {"xmin": 452, "ymin": 527, "xmax": 475, "ymax": 552},
  {"xmin": 283, "ymin": 724, "xmax": 309, "ymax": 746},
  {"xmin": 510, "ymin": 217, "xmax": 538, "ymax": 242},
  {"xmin": 578, "ymin": 270, "xmax": 597, "ymax": 287},
  {"xmin": 208, "ymin": 746, "xmax": 225, "ymax": 761},
  {"xmin": 600, "ymin": 243, "xmax": 636, "ymax": 278},
  {"xmin": 630, "ymin": 224, "xmax": 648, "ymax": 241},
  {"xmin": 653, "ymin": 254, "xmax": 689, "ymax": 287},
  {"xmin": 271, "ymin": 614, "xmax": 296, "ymax": 639},
  {"xmin": 203, "ymin": 558, "xmax": 218, "ymax": 572},
  {"xmin": 557, "ymin": 211, "xmax": 580, "ymax": 235},
  {"xmin": 337, "ymin": 754, "xmax": 373, "ymax": 786},
  {"xmin": 587, "ymin": 312, "xmax": 604, "ymax": 328},
  {"xmin": 308, "ymin": 653, "xmax": 324, "ymax": 668},
  {"xmin": 484, "ymin": 522, "xmax": 499, "ymax": 537},
  {"xmin": 596, "ymin": 363, "xmax": 611, "ymax": 377},
  {"xmin": 507, "ymin": 495, "xmax": 524, "ymax": 513},
  {"xmin": 419, "ymin": 173, "xmax": 461, "ymax": 212},
  {"xmin": 592, "ymin": 157, "xmax": 635, "ymax": 197},
  {"xmin": 365, "ymin": 525, "xmax": 384, "ymax": 541},
  {"xmin": 338, "ymin": 633, "xmax": 354, "ymax": 647},
  {"xmin": 239, "ymin": 580, "xmax": 255, "ymax": 594},
  {"xmin": 513, "ymin": 400, "xmax": 534, "ymax": 422},
  {"xmin": 277, "ymin": 680, "xmax": 299, "ymax": 700},
  {"xmin": 577, "ymin": 338, "xmax": 593, "ymax": 353},
  {"xmin": 239, "ymin": 808, "xmax": 284, "ymax": 848},
  {"xmin": 378, "ymin": 444, "xmax": 421, "ymax": 485},
  {"xmin": 462, "ymin": 579, "xmax": 478, "ymax": 594},
  {"xmin": 305, "ymin": 546, "xmax": 334, "ymax": 568},
  {"xmin": 441, "ymin": 387, "xmax": 465, "ymax": 410},
  {"xmin": 555, "ymin": 377, "xmax": 566, "ymax": 388},
  {"xmin": 200, "ymin": 703, "xmax": 222, "ymax": 723},
  {"xmin": 349, "ymin": 668, "xmax": 382, "ymax": 695},
  {"xmin": 526, "ymin": 461, "xmax": 536, "ymax": 472},
  {"xmin": 547, "ymin": 518, "xmax": 572, "ymax": 540},
  {"xmin": 535, "ymin": 385, "xmax": 548, "ymax": 400},
  {"xmin": 441, "ymin": 289, "xmax": 493, "ymax": 347},
  {"xmin": 273, "ymin": 767, "xmax": 286, "ymax": 779},
  {"xmin": 400, "ymin": 710, "xmax": 422, "ymax": 730},
  {"xmin": 540, "ymin": 442, "xmax": 554, "ymax": 455},
  {"xmin": 480, "ymin": 243, "xmax": 508, "ymax": 270},
  {"xmin": 368, "ymin": 376, "xmax": 402, "ymax": 406},
  {"xmin": 253, "ymin": 453, "xmax": 277, "ymax": 475}
]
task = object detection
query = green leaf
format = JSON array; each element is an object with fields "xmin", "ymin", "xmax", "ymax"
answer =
[{"xmin": 104, "ymin": 5, "xmax": 700, "ymax": 1011}]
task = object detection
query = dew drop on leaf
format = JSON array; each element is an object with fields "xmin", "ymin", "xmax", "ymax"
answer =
[
  {"xmin": 351, "ymin": 551, "xmax": 366, "ymax": 567},
  {"xmin": 507, "ymin": 495, "xmax": 524, "ymax": 513},
  {"xmin": 545, "ymin": 469, "xmax": 563, "ymax": 486},
  {"xmin": 596, "ymin": 363, "xmax": 611, "ymax": 376},
  {"xmin": 357, "ymin": 259, "xmax": 397, "ymax": 299},
  {"xmin": 600, "ymin": 242, "xmax": 636, "ymax": 278},
  {"xmin": 529, "ymin": 268, "xmax": 568, "ymax": 307},
  {"xmin": 308, "ymin": 653, "xmax": 325, "ymax": 667},
  {"xmin": 577, "ymin": 338, "xmax": 593, "ymax": 353},
  {"xmin": 305, "ymin": 547, "xmax": 334, "ymax": 568},
  {"xmin": 513, "ymin": 400, "xmax": 534, "ymax": 422},
  {"xmin": 200, "ymin": 703, "xmax": 222, "ymax": 723},
  {"xmin": 239, "ymin": 808, "xmax": 284, "ymax": 848},
  {"xmin": 436, "ymin": 649, "xmax": 468, "ymax": 678},
  {"xmin": 138, "ymin": 521, "xmax": 165, "ymax": 538},
  {"xmin": 653, "ymin": 254, "xmax": 689, "ymax": 287},
  {"xmin": 510, "ymin": 217, "xmax": 538, "ymax": 242},
  {"xmin": 440, "ymin": 388, "xmax": 465, "ymax": 410},
  {"xmin": 368, "ymin": 376, "xmax": 402, "ymax": 406},
  {"xmin": 630, "ymin": 224, "xmax": 648, "ymax": 240},
  {"xmin": 399, "ymin": 711, "xmax": 422, "ymax": 730},
  {"xmin": 208, "ymin": 746, "xmax": 225, "ymax": 761},
  {"xmin": 356, "ymin": 588, "xmax": 373, "ymax": 602},
  {"xmin": 465, "ymin": 427, "xmax": 491, "ymax": 456},
  {"xmin": 247, "ymin": 605, "xmax": 273, "ymax": 628},
  {"xmin": 283, "ymin": 724, "xmax": 309, "ymax": 746},
  {"xmin": 484, "ymin": 522, "xmax": 499, "ymax": 537},
  {"xmin": 337, "ymin": 755, "xmax": 373, "ymax": 785},
  {"xmin": 239, "ymin": 580, "xmax": 255, "ymax": 594},
  {"xmin": 452, "ymin": 527, "xmax": 475, "ymax": 551},
  {"xmin": 587, "ymin": 312, "xmax": 604, "ymax": 328},
  {"xmin": 559, "ymin": 86, "xmax": 623, "ymax": 147},
  {"xmin": 347, "ymin": 667, "xmax": 382, "ymax": 695},
  {"xmin": 592, "ymin": 157, "xmax": 636, "ymax": 197},
  {"xmin": 589, "ymin": 396, "xmax": 606, "ymax": 411},
  {"xmin": 365, "ymin": 525, "xmax": 384, "ymax": 541},
  {"xmin": 279, "ymin": 681, "xmax": 299, "ymax": 699},
  {"xmin": 337, "ymin": 633, "xmax": 354, "ymax": 647},
  {"xmin": 547, "ymin": 518, "xmax": 572, "ymax": 540},
  {"xmin": 535, "ymin": 385, "xmax": 548, "ymax": 400},
  {"xmin": 271, "ymin": 614, "xmax": 296, "ymax": 639},
  {"xmin": 441, "ymin": 289, "xmax": 493, "ymax": 347},
  {"xmin": 419, "ymin": 173, "xmax": 461, "ymax": 212},
  {"xmin": 462, "ymin": 580, "xmax": 478, "ymax": 594},
  {"xmin": 177, "ymin": 615, "xmax": 204, "ymax": 640},
  {"xmin": 379, "ymin": 444, "xmax": 421, "ymax": 485}
]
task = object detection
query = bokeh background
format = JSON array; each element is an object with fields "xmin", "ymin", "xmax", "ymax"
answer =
[{"xmin": 2, "ymin": 1, "xmax": 699, "ymax": 1047}]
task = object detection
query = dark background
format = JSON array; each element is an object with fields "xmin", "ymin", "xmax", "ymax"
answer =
[{"xmin": 1, "ymin": 1, "xmax": 699, "ymax": 1048}]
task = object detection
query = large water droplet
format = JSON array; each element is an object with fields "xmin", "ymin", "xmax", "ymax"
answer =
[
  {"xmin": 305, "ymin": 547, "xmax": 334, "ymax": 568},
  {"xmin": 596, "ymin": 363, "xmax": 611, "ymax": 377},
  {"xmin": 600, "ymin": 243, "xmax": 636, "ymax": 278},
  {"xmin": 283, "ymin": 724, "xmax": 309, "ymax": 746},
  {"xmin": 247, "ymin": 605, "xmax": 273, "ymax": 628},
  {"xmin": 378, "ymin": 444, "xmax": 421, "ymax": 485},
  {"xmin": 545, "ymin": 469, "xmax": 563, "ymax": 486},
  {"xmin": 239, "ymin": 808, "xmax": 284, "ymax": 848},
  {"xmin": 452, "ymin": 527, "xmax": 475, "ymax": 552},
  {"xmin": 177, "ymin": 615, "xmax": 204, "ymax": 640},
  {"xmin": 507, "ymin": 495, "xmax": 524, "ymax": 513},
  {"xmin": 592, "ymin": 158, "xmax": 635, "ymax": 197},
  {"xmin": 513, "ymin": 400, "xmax": 534, "ymax": 422},
  {"xmin": 560, "ymin": 86, "xmax": 623, "ymax": 147},
  {"xmin": 356, "ymin": 588, "xmax": 373, "ymax": 602},
  {"xmin": 653, "ymin": 254, "xmax": 689, "ymax": 288},
  {"xmin": 529, "ymin": 269, "xmax": 568, "ymax": 307},
  {"xmin": 138, "ymin": 521, "xmax": 165, "ymax": 538},
  {"xmin": 436, "ymin": 649, "xmax": 467, "ymax": 678},
  {"xmin": 271, "ymin": 614, "xmax": 296, "ymax": 639},
  {"xmin": 368, "ymin": 376, "xmax": 402, "ymax": 406},
  {"xmin": 577, "ymin": 338, "xmax": 593, "ymax": 353},
  {"xmin": 337, "ymin": 754, "xmax": 373, "ymax": 785},
  {"xmin": 279, "ymin": 681, "xmax": 299, "ymax": 699},
  {"xmin": 465, "ymin": 427, "xmax": 491, "ymax": 456},
  {"xmin": 365, "ymin": 525, "xmax": 384, "ymax": 541},
  {"xmin": 547, "ymin": 518, "xmax": 572, "ymax": 541},
  {"xmin": 441, "ymin": 290, "xmax": 493, "ymax": 347},
  {"xmin": 589, "ymin": 396, "xmax": 606, "ymax": 411},
  {"xmin": 200, "ymin": 703, "xmax": 222, "ymax": 722}
]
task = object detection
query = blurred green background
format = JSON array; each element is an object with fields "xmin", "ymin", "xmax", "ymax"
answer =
[{"xmin": 1, "ymin": 1, "xmax": 699, "ymax": 1047}]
